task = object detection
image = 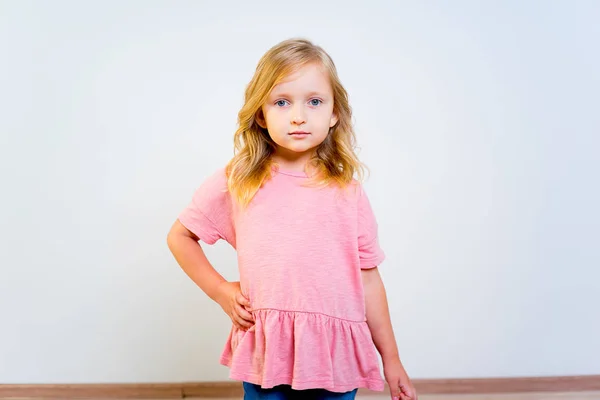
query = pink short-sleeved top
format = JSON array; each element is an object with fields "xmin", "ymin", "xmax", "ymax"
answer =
[{"xmin": 178, "ymin": 166, "xmax": 386, "ymax": 393}]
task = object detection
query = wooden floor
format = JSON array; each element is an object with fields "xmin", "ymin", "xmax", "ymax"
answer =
[
  {"xmin": 12, "ymin": 393, "xmax": 600, "ymax": 400},
  {"xmin": 374, "ymin": 394, "xmax": 600, "ymax": 400},
  {"xmin": 210, "ymin": 394, "xmax": 594, "ymax": 400},
  {"xmin": 383, "ymin": 394, "xmax": 600, "ymax": 400},
  {"xmin": 185, "ymin": 394, "xmax": 600, "ymax": 400}
]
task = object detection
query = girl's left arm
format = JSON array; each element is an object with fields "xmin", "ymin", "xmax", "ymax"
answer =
[{"xmin": 362, "ymin": 267, "xmax": 417, "ymax": 400}]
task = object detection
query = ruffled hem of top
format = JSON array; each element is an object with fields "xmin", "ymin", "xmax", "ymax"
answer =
[{"xmin": 219, "ymin": 309, "xmax": 385, "ymax": 393}]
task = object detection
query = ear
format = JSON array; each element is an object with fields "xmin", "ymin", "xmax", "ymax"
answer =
[
  {"xmin": 329, "ymin": 111, "xmax": 339, "ymax": 128},
  {"xmin": 256, "ymin": 109, "xmax": 267, "ymax": 129}
]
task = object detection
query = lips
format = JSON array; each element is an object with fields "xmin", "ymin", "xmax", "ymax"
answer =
[{"xmin": 289, "ymin": 131, "xmax": 310, "ymax": 135}]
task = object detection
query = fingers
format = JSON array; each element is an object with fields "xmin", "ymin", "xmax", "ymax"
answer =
[
  {"xmin": 235, "ymin": 303, "xmax": 254, "ymax": 323},
  {"xmin": 406, "ymin": 387, "xmax": 417, "ymax": 400},
  {"xmin": 232, "ymin": 319, "xmax": 245, "ymax": 331},
  {"xmin": 236, "ymin": 292, "xmax": 251, "ymax": 308},
  {"xmin": 391, "ymin": 393, "xmax": 410, "ymax": 400},
  {"xmin": 232, "ymin": 302, "xmax": 254, "ymax": 331},
  {"xmin": 234, "ymin": 314, "xmax": 253, "ymax": 330},
  {"xmin": 231, "ymin": 310, "xmax": 253, "ymax": 330},
  {"xmin": 392, "ymin": 385, "xmax": 416, "ymax": 400},
  {"xmin": 230, "ymin": 290, "xmax": 253, "ymax": 331},
  {"xmin": 399, "ymin": 385, "xmax": 416, "ymax": 400}
]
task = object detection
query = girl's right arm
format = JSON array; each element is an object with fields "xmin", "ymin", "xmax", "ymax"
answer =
[{"xmin": 167, "ymin": 220, "xmax": 254, "ymax": 330}]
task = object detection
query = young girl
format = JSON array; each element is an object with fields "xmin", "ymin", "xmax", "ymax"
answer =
[{"xmin": 167, "ymin": 38, "xmax": 417, "ymax": 400}]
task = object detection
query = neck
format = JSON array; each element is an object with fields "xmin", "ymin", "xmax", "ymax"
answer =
[{"xmin": 271, "ymin": 149, "xmax": 315, "ymax": 173}]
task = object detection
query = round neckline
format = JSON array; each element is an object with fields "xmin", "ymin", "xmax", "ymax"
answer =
[{"xmin": 271, "ymin": 165, "xmax": 309, "ymax": 178}]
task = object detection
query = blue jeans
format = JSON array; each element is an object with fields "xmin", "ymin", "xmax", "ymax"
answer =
[{"xmin": 243, "ymin": 382, "xmax": 358, "ymax": 400}]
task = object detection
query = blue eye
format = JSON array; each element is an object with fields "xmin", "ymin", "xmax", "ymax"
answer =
[
  {"xmin": 309, "ymin": 99, "xmax": 322, "ymax": 106},
  {"xmin": 275, "ymin": 100, "xmax": 289, "ymax": 107}
]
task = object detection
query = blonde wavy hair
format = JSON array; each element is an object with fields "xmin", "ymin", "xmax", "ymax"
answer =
[{"xmin": 225, "ymin": 38, "xmax": 366, "ymax": 207}]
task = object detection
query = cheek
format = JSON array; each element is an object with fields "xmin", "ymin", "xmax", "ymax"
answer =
[
  {"xmin": 265, "ymin": 108, "xmax": 278, "ymax": 125},
  {"xmin": 316, "ymin": 109, "xmax": 335, "ymax": 127},
  {"xmin": 267, "ymin": 112, "xmax": 288, "ymax": 131}
]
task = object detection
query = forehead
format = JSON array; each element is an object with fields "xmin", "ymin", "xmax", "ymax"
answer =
[{"xmin": 269, "ymin": 63, "xmax": 333, "ymax": 96}]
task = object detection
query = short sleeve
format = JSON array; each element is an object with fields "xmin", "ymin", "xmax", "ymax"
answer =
[
  {"xmin": 357, "ymin": 185, "xmax": 385, "ymax": 269},
  {"xmin": 178, "ymin": 168, "xmax": 236, "ymax": 248}
]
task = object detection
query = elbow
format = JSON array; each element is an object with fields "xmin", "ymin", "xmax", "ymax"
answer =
[
  {"xmin": 166, "ymin": 229, "xmax": 176, "ymax": 252},
  {"xmin": 166, "ymin": 222, "xmax": 181, "ymax": 251},
  {"xmin": 167, "ymin": 219, "xmax": 199, "ymax": 251}
]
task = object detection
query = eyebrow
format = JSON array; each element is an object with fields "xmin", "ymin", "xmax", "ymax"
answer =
[{"xmin": 270, "ymin": 91, "xmax": 329, "ymax": 98}]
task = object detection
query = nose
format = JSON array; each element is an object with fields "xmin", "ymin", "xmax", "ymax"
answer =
[{"xmin": 291, "ymin": 106, "xmax": 306, "ymax": 125}]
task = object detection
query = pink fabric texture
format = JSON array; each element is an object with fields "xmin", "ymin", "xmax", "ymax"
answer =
[{"xmin": 178, "ymin": 166, "xmax": 386, "ymax": 393}]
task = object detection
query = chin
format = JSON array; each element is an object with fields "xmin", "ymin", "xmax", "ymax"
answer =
[{"xmin": 287, "ymin": 144, "xmax": 318, "ymax": 154}]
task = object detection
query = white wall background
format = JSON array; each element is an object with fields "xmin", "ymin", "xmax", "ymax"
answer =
[{"xmin": 1, "ymin": 0, "xmax": 598, "ymax": 384}]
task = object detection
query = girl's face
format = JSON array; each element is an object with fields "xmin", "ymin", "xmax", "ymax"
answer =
[{"xmin": 258, "ymin": 62, "xmax": 338, "ymax": 170}]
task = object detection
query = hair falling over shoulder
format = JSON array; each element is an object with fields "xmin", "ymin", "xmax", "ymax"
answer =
[{"xmin": 225, "ymin": 38, "xmax": 366, "ymax": 208}]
